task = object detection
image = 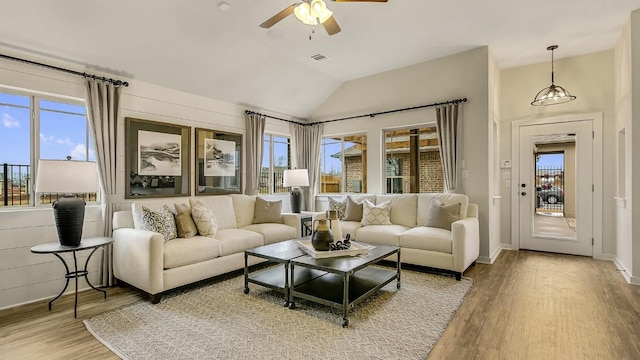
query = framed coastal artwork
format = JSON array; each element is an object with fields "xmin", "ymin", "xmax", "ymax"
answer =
[
  {"xmin": 125, "ymin": 117, "xmax": 191, "ymax": 199},
  {"xmin": 195, "ymin": 128, "xmax": 242, "ymax": 195}
]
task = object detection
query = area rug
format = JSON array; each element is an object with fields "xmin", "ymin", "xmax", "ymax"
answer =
[{"xmin": 84, "ymin": 268, "xmax": 472, "ymax": 360}]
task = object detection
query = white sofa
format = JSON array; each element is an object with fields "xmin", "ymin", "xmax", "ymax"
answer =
[
  {"xmin": 112, "ymin": 194, "xmax": 300, "ymax": 303},
  {"xmin": 319, "ymin": 193, "xmax": 479, "ymax": 280}
]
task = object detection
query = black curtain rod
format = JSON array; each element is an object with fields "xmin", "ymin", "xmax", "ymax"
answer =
[
  {"xmin": 245, "ymin": 97, "xmax": 467, "ymax": 126},
  {"xmin": 244, "ymin": 110, "xmax": 307, "ymax": 126},
  {"xmin": 0, "ymin": 53, "xmax": 129, "ymax": 87}
]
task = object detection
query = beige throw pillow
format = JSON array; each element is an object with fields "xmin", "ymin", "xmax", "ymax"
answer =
[
  {"xmin": 328, "ymin": 197, "xmax": 347, "ymax": 219},
  {"xmin": 253, "ymin": 197, "xmax": 284, "ymax": 224},
  {"xmin": 424, "ymin": 199, "xmax": 461, "ymax": 230},
  {"xmin": 361, "ymin": 200, "xmax": 392, "ymax": 226},
  {"xmin": 189, "ymin": 199, "xmax": 218, "ymax": 237},
  {"xmin": 137, "ymin": 205, "xmax": 178, "ymax": 241},
  {"xmin": 343, "ymin": 196, "xmax": 364, "ymax": 221},
  {"xmin": 174, "ymin": 203, "xmax": 198, "ymax": 238}
]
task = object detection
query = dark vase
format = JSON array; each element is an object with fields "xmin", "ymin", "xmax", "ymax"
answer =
[{"xmin": 311, "ymin": 219, "xmax": 334, "ymax": 251}]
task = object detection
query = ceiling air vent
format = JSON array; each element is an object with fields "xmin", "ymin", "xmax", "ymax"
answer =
[{"xmin": 310, "ymin": 53, "xmax": 328, "ymax": 61}]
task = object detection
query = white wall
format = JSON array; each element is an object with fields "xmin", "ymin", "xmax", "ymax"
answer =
[
  {"xmin": 500, "ymin": 50, "xmax": 616, "ymax": 259},
  {"xmin": 0, "ymin": 52, "xmax": 294, "ymax": 309},
  {"xmin": 616, "ymin": 9, "xmax": 640, "ymax": 283},
  {"xmin": 311, "ymin": 47, "xmax": 493, "ymax": 260}
]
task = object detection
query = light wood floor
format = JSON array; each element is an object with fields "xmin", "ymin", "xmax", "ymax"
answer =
[{"xmin": 1, "ymin": 250, "xmax": 639, "ymax": 360}]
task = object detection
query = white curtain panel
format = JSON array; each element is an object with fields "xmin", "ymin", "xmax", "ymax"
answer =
[
  {"xmin": 290, "ymin": 122, "xmax": 323, "ymax": 211},
  {"xmin": 84, "ymin": 78, "xmax": 122, "ymax": 286},
  {"xmin": 245, "ymin": 113, "xmax": 266, "ymax": 195},
  {"xmin": 435, "ymin": 103, "xmax": 460, "ymax": 193}
]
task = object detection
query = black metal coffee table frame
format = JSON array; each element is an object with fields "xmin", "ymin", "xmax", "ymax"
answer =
[
  {"xmin": 244, "ymin": 240, "xmax": 325, "ymax": 307},
  {"xmin": 289, "ymin": 243, "xmax": 400, "ymax": 328}
]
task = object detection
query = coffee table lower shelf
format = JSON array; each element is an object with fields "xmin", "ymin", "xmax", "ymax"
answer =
[
  {"xmin": 290, "ymin": 266, "xmax": 399, "ymax": 327},
  {"xmin": 245, "ymin": 265, "xmax": 326, "ymax": 305}
]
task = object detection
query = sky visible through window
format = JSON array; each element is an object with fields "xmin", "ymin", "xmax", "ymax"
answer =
[
  {"xmin": 537, "ymin": 153, "xmax": 563, "ymax": 168},
  {"xmin": 0, "ymin": 93, "xmax": 93, "ymax": 165}
]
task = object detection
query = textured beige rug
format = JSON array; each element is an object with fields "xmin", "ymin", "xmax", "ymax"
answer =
[{"xmin": 84, "ymin": 268, "xmax": 472, "ymax": 360}]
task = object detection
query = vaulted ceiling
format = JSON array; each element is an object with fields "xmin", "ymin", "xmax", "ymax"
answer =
[{"xmin": 0, "ymin": 1, "xmax": 638, "ymax": 118}]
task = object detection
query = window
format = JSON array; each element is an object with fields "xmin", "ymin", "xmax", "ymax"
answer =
[
  {"xmin": 0, "ymin": 90, "xmax": 95, "ymax": 207},
  {"xmin": 384, "ymin": 126, "xmax": 444, "ymax": 194},
  {"xmin": 260, "ymin": 134, "xmax": 290, "ymax": 194},
  {"xmin": 320, "ymin": 134, "xmax": 366, "ymax": 193}
]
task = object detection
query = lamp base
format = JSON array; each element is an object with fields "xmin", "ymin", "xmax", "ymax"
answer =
[
  {"xmin": 52, "ymin": 196, "xmax": 86, "ymax": 247},
  {"xmin": 290, "ymin": 188, "xmax": 302, "ymax": 214}
]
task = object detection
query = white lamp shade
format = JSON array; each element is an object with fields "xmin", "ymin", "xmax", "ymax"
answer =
[
  {"xmin": 35, "ymin": 160, "xmax": 99, "ymax": 194},
  {"xmin": 283, "ymin": 169, "xmax": 309, "ymax": 187}
]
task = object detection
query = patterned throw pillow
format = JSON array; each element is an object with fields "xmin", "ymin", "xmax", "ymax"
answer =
[
  {"xmin": 360, "ymin": 200, "xmax": 392, "ymax": 226},
  {"xmin": 137, "ymin": 205, "xmax": 178, "ymax": 241},
  {"xmin": 424, "ymin": 199, "xmax": 461, "ymax": 230},
  {"xmin": 328, "ymin": 197, "xmax": 347, "ymax": 219},
  {"xmin": 189, "ymin": 199, "xmax": 218, "ymax": 237}
]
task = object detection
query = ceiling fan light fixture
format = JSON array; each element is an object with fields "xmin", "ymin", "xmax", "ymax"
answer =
[
  {"xmin": 294, "ymin": 0, "xmax": 333, "ymax": 26},
  {"xmin": 531, "ymin": 45, "xmax": 577, "ymax": 106}
]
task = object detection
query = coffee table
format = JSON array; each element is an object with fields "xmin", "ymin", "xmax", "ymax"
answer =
[
  {"xmin": 244, "ymin": 240, "xmax": 325, "ymax": 307},
  {"xmin": 289, "ymin": 243, "xmax": 401, "ymax": 328}
]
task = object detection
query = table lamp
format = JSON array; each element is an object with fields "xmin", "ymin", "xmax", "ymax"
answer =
[
  {"xmin": 283, "ymin": 169, "xmax": 309, "ymax": 213},
  {"xmin": 35, "ymin": 159, "xmax": 99, "ymax": 246}
]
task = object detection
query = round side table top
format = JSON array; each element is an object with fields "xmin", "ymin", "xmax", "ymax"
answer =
[{"xmin": 30, "ymin": 237, "xmax": 113, "ymax": 254}]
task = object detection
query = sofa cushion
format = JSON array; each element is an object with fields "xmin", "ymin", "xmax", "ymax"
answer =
[
  {"xmin": 424, "ymin": 199, "xmax": 461, "ymax": 230},
  {"xmin": 163, "ymin": 236, "xmax": 222, "ymax": 269},
  {"xmin": 136, "ymin": 205, "xmax": 177, "ymax": 241},
  {"xmin": 328, "ymin": 197, "xmax": 347, "ymax": 219},
  {"xmin": 253, "ymin": 197, "xmax": 284, "ymax": 224},
  {"xmin": 339, "ymin": 220, "xmax": 362, "ymax": 241},
  {"xmin": 361, "ymin": 200, "xmax": 392, "ymax": 226},
  {"xmin": 196, "ymin": 195, "xmax": 238, "ymax": 230},
  {"xmin": 231, "ymin": 194, "xmax": 257, "ymax": 228},
  {"xmin": 400, "ymin": 226, "xmax": 452, "ymax": 253},
  {"xmin": 190, "ymin": 199, "xmax": 218, "ymax": 237},
  {"xmin": 242, "ymin": 223, "xmax": 297, "ymax": 245},
  {"xmin": 215, "ymin": 228, "xmax": 264, "ymax": 256},
  {"xmin": 343, "ymin": 196, "xmax": 364, "ymax": 221},
  {"xmin": 174, "ymin": 203, "xmax": 198, "ymax": 238},
  {"xmin": 417, "ymin": 193, "xmax": 469, "ymax": 225},
  {"xmin": 355, "ymin": 224, "xmax": 408, "ymax": 246},
  {"xmin": 375, "ymin": 194, "xmax": 417, "ymax": 227}
]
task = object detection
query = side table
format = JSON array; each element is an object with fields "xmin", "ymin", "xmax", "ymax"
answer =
[{"xmin": 30, "ymin": 237, "xmax": 113, "ymax": 318}]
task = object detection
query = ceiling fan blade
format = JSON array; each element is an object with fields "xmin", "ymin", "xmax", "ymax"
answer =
[
  {"xmin": 332, "ymin": 0, "xmax": 388, "ymax": 2},
  {"xmin": 322, "ymin": 15, "xmax": 341, "ymax": 35},
  {"xmin": 259, "ymin": 4, "xmax": 297, "ymax": 28}
]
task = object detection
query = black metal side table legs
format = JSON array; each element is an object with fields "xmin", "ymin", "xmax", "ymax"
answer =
[{"xmin": 49, "ymin": 246, "xmax": 107, "ymax": 318}]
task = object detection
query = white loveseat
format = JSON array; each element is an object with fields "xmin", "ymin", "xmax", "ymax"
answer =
[
  {"xmin": 112, "ymin": 194, "xmax": 300, "ymax": 303},
  {"xmin": 319, "ymin": 193, "xmax": 479, "ymax": 280}
]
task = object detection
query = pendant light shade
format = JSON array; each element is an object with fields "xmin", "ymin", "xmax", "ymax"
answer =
[{"xmin": 531, "ymin": 45, "xmax": 576, "ymax": 106}]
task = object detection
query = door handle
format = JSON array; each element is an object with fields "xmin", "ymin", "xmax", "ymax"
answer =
[{"xmin": 521, "ymin": 192, "xmax": 527, "ymax": 196}]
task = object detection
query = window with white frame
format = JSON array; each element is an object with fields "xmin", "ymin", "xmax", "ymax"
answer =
[
  {"xmin": 320, "ymin": 134, "xmax": 366, "ymax": 193},
  {"xmin": 0, "ymin": 90, "xmax": 96, "ymax": 207},
  {"xmin": 260, "ymin": 134, "xmax": 291, "ymax": 194}
]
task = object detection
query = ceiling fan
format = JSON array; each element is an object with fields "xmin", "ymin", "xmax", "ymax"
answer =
[{"xmin": 260, "ymin": 0, "xmax": 388, "ymax": 36}]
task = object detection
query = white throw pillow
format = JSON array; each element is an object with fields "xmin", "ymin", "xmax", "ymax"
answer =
[
  {"xmin": 189, "ymin": 199, "xmax": 218, "ymax": 237},
  {"xmin": 137, "ymin": 205, "xmax": 178, "ymax": 241},
  {"xmin": 360, "ymin": 200, "xmax": 392, "ymax": 226}
]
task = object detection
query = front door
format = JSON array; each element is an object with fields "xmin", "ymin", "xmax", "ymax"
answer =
[{"xmin": 518, "ymin": 120, "xmax": 593, "ymax": 256}]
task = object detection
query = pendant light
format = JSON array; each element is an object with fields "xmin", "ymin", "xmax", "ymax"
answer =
[{"xmin": 531, "ymin": 45, "xmax": 576, "ymax": 106}]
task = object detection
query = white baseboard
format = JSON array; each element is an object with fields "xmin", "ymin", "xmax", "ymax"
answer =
[
  {"xmin": 477, "ymin": 244, "xmax": 512, "ymax": 264},
  {"xmin": 602, "ymin": 254, "xmax": 640, "ymax": 285}
]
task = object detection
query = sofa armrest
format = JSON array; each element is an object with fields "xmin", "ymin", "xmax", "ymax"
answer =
[
  {"xmin": 282, "ymin": 213, "xmax": 301, "ymax": 237},
  {"xmin": 113, "ymin": 228, "xmax": 165, "ymax": 295},
  {"xmin": 451, "ymin": 216, "xmax": 480, "ymax": 272}
]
